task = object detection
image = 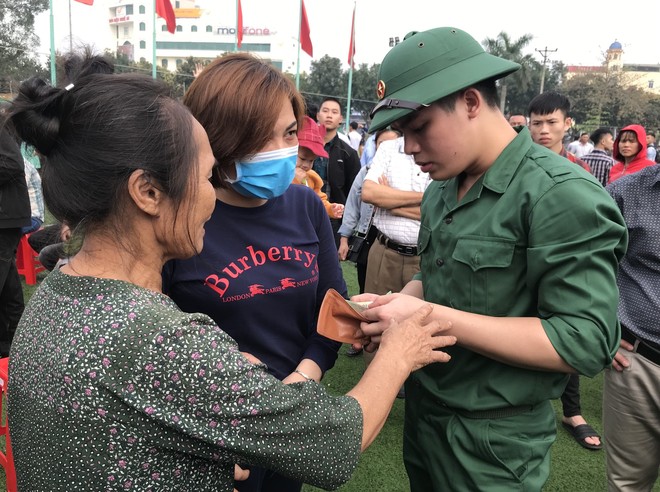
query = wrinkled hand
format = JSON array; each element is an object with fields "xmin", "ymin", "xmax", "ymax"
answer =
[
  {"xmin": 355, "ymin": 293, "xmax": 426, "ymax": 351},
  {"xmin": 380, "ymin": 304, "xmax": 456, "ymax": 372},
  {"xmin": 331, "ymin": 203, "xmax": 344, "ymax": 218},
  {"xmin": 233, "ymin": 464, "xmax": 250, "ymax": 491},
  {"xmin": 347, "ymin": 293, "xmax": 381, "ymax": 352},
  {"xmin": 611, "ymin": 339, "xmax": 634, "ymax": 372}
]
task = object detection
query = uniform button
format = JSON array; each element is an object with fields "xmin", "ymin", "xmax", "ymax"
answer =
[
  {"xmin": 444, "ymin": 216, "xmax": 453, "ymax": 224},
  {"xmin": 436, "ymin": 258, "xmax": 444, "ymax": 267}
]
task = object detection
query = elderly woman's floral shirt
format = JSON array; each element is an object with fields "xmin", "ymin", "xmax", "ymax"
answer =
[{"xmin": 8, "ymin": 269, "xmax": 362, "ymax": 491}]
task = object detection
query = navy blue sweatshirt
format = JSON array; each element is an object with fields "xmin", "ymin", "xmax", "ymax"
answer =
[{"xmin": 163, "ymin": 184, "xmax": 346, "ymax": 380}]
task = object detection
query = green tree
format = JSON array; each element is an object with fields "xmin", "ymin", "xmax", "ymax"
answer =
[
  {"xmin": 345, "ymin": 63, "xmax": 379, "ymax": 121},
  {"xmin": 101, "ymin": 48, "xmax": 182, "ymax": 97},
  {"xmin": 504, "ymin": 61, "xmax": 566, "ymax": 115},
  {"xmin": 175, "ymin": 56, "xmax": 213, "ymax": 96},
  {"xmin": 300, "ymin": 55, "xmax": 344, "ymax": 112},
  {"xmin": 562, "ymin": 69, "xmax": 656, "ymax": 132},
  {"xmin": 104, "ymin": 48, "xmax": 152, "ymax": 77},
  {"xmin": 0, "ymin": 0, "xmax": 49, "ymax": 90},
  {"xmin": 544, "ymin": 61, "xmax": 566, "ymax": 92},
  {"xmin": 482, "ymin": 32, "xmax": 537, "ymax": 113},
  {"xmin": 562, "ymin": 72, "xmax": 611, "ymax": 129},
  {"xmin": 610, "ymin": 84, "xmax": 652, "ymax": 129},
  {"xmin": 300, "ymin": 57, "xmax": 380, "ymax": 124},
  {"xmin": 103, "ymin": 48, "xmax": 189, "ymax": 100},
  {"xmin": 642, "ymin": 95, "xmax": 660, "ymax": 133}
]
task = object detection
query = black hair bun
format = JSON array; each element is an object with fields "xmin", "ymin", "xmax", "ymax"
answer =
[{"xmin": 10, "ymin": 77, "xmax": 67, "ymax": 156}]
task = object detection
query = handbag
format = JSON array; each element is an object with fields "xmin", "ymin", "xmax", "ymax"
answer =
[
  {"xmin": 346, "ymin": 233, "xmax": 368, "ymax": 263},
  {"xmin": 346, "ymin": 211, "xmax": 377, "ymax": 264},
  {"xmin": 317, "ymin": 288, "xmax": 371, "ymax": 344}
]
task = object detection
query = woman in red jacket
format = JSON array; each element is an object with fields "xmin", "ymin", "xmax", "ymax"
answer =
[{"xmin": 608, "ymin": 124, "xmax": 656, "ymax": 183}]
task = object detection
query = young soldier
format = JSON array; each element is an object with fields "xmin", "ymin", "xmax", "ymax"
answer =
[{"xmin": 358, "ymin": 27, "xmax": 628, "ymax": 490}]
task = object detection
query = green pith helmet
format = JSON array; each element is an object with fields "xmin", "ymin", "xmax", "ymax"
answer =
[{"xmin": 369, "ymin": 27, "xmax": 520, "ymax": 132}]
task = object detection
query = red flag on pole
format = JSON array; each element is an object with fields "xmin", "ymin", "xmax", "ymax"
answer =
[
  {"xmin": 156, "ymin": 0, "xmax": 176, "ymax": 34},
  {"xmin": 237, "ymin": 0, "xmax": 244, "ymax": 48},
  {"xmin": 300, "ymin": 0, "xmax": 313, "ymax": 57},
  {"xmin": 347, "ymin": 4, "xmax": 356, "ymax": 66},
  {"xmin": 74, "ymin": 0, "xmax": 94, "ymax": 4}
]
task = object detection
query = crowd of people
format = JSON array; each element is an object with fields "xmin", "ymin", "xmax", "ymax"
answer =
[{"xmin": 0, "ymin": 25, "xmax": 658, "ymax": 492}]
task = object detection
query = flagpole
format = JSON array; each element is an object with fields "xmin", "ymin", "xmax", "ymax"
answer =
[
  {"xmin": 68, "ymin": 0, "xmax": 73, "ymax": 53},
  {"xmin": 49, "ymin": 0, "xmax": 56, "ymax": 85},
  {"xmin": 152, "ymin": 0, "xmax": 157, "ymax": 78},
  {"xmin": 344, "ymin": 2, "xmax": 356, "ymax": 133},
  {"xmin": 345, "ymin": 68, "xmax": 353, "ymax": 134},
  {"xmin": 295, "ymin": 0, "xmax": 302, "ymax": 89},
  {"xmin": 234, "ymin": 0, "xmax": 238, "ymax": 52}
]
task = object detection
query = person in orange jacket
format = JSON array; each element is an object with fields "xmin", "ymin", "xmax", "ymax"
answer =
[
  {"xmin": 608, "ymin": 124, "xmax": 657, "ymax": 183},
  {"xmin": 293, "ymin": 116, "xmax": 344, "ymax": 219}
]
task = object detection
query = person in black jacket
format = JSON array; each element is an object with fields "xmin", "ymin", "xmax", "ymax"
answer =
[
  {"xmin": 0, "ymin": 124, "xmax": 31, "ymax": 357},
  {"xmin": 314, "ymin": 97, "xmax": 361, "ymax": 247}
]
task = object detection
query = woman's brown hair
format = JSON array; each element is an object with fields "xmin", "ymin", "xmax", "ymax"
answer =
[{"xmin": 183, "ymin": 53, "xmax": 306, "ymax": 188}]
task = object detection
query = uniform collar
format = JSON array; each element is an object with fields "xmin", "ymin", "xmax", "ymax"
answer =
[
  {"xmin": 481, "ymin": 127, "xmax": 534, "ymax": 194},
  {"xmin": 438, "ymin": 127, "xmax": 533, "ymax": 210}
]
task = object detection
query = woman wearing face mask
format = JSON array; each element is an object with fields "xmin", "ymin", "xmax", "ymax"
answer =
[{"xmin": 162, "ymin": 53, "xmax": 347, "ymax": 492}]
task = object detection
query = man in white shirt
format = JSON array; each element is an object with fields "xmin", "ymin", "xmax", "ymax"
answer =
[
  {"xmin": 566, "ymin": 132, "xmax": 594, "ymax": 158},
  {"xmin": 347, "ymin": 121, "xmax": 362, "ymax": 151},
  {"xmin": 361, "ymin": 136, "xmax": 431, "ymax": 295},
  {"xmin": 646, "ymin": 131, "xmax": 656, "ymax": 162}
]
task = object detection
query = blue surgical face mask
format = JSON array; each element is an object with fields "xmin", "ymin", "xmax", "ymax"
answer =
[{"xmin": 227, "ymin": 145, "xmax": 298, "ymax": 200}]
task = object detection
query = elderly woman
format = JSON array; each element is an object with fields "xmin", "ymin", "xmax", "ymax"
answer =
[{"xmin": 5, "ymin": 63, "xmax": 456, "ymax": 492}]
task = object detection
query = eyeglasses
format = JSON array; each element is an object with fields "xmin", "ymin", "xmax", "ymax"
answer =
[{"xmin": 370, "ymin": 98, "xmax": 429, "ymax": 120}]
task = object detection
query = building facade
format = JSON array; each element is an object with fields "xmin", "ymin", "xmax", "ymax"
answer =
[
  {"xmin": 108, "ymin": 0, "xmax": 301, "ymax": 73},
  {"xmin": 566, "ymin": 41, "xmax": 660, "ymax": 96}
]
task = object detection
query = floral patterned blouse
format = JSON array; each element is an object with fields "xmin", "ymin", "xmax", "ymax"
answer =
[{"xmin": 8, "ymin": 269, "xmax": 362, "ymax": 491}]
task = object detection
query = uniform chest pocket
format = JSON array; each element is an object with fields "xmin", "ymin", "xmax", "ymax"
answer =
[
  {"xmin": 418, "ymin": 224, "xmax": 431, "ymax": 254},
  {"xmin": 451, "ymin": 237, "xmax": 519, "ymax": 315}
]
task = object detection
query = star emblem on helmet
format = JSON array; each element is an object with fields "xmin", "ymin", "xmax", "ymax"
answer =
[{"xmin": 376, "ymin": 80, "xmax": 386, "ymax": 100}]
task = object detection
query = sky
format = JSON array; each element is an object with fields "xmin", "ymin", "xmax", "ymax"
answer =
[{"xmin": 35, "ymin": 0, "xmax": 660, "ymax": 71}]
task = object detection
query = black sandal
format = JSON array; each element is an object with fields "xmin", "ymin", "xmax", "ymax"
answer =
[{"xmin": 561, "ymin": 421, "xmax": 602, "ymax": 451}]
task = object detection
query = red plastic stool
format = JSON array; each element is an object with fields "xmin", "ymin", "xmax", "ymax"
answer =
[
  {"xmin": 15, "ymin": 233, "xmax": 45, "ymax": 285},
  {"xmin": 0, "ymin": 358, "xmax": 17, "ymax": 492}
]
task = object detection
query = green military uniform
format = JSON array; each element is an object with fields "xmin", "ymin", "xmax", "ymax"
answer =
[
  {"xmin": 404, "ymin": 128, "xmax": 627, "ymax": 490},
  {"xmin": 368, "ymin": 27, "xmax": 628, "ymax": 491}
]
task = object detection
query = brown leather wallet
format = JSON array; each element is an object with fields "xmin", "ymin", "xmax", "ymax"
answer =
[{"xmin": 317, "ymin": 288, "xmax": 370, "ymax": 344}]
